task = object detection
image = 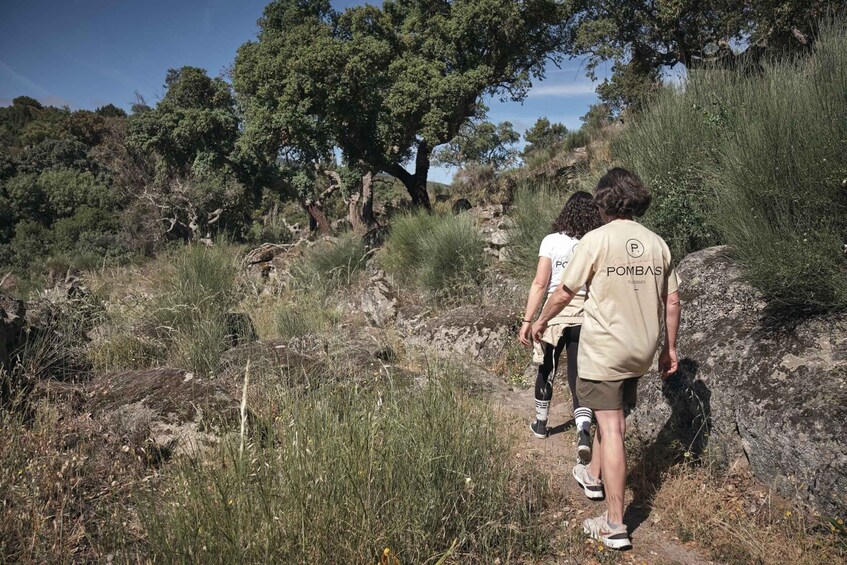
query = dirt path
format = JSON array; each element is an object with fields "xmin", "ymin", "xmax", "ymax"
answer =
[{"xmin": 491, "ymin": 381, "xmax": 720, "ymax": 565}]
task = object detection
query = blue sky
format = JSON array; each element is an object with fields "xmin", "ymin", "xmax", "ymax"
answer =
[{"xmin": 0, "ymin": 0, "xmax": 605, "ymax": 183}]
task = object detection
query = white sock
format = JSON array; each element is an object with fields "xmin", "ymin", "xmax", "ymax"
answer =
[
  {"xmin": 574, "ymin": 407, "xmax": 593, "ymax": 432},
  {"xmin": 535, "ymin": 399, "xmax": 550, "ymax": 423}
]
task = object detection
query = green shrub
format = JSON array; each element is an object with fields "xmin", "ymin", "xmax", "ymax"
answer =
[
  {"xmin": 9, "ymin": 220, "xmax": 53, "ymax": 269},
  {"xmin": 152, "ymin": 243, "xmax": 243, "ymax": 375},
  {"xmin": 708, "ymin": 20, "xmax": 847, "ymax": 310},
  {"xmin": 137, "ymin": 367, "xmax": 547, "ymax": 563},
  {"xmin": 611, "ymin": 18, "xmax": 847, "ymax": 310},
  {"xmin": 382, "ymin": 212, "xmax": 485, "ymax": 300},
  {"xmin": 612, "ymin": 84, "xmax": 723, "ymax": 260},
  {"xmin": 291, "ymin": 233, "xmax": 368, "ymax": 292},
  {"xmin": 275, "ymin": 297, "xmax": 340, "ymax": 340},
  {"xmin": 504, "ymin": 184, "xmax": 568, "ymax": 278}
]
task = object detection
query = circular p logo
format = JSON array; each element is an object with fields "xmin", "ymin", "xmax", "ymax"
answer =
[{"xmin": 626, "ymin": 239, "xmax": 644, "ymax": 258}]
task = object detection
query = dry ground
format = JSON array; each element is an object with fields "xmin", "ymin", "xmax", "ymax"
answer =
[{"xmin": 491, "ymin": 375, "xmax": 845, "ymax": 565}]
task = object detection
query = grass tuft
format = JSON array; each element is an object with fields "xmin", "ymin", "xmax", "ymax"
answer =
[
  {"xmin": 136, "ymin": 364, "xmax": 548, "ymax": 563},
  {"xmin": 382, "ymin": 211, "xmax": 485, "ymax": 301}
]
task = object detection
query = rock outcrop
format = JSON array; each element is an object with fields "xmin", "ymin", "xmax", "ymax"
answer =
[
  {"xmin": 629, "ymin": 246, "xmax": 847, "ymax": 518},
  {"xmin": 361, "ymin": 270, "xmax": 398, "ymax": 328},
  {"xmin": 87, "ymin": 368, "xmax": 237, "ymax": 457},
  {"xmin": 397, "ymin": 303, "xmax": 518, "ymax": 363}
]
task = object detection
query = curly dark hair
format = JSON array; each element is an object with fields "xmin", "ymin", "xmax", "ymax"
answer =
[
  {"xmin": 551, "ymin": 191, "xmax": 603, "ymax": 238},
  {"xmin": 594, "ymin": 167, "xmax": 652, "ymax": 217}
]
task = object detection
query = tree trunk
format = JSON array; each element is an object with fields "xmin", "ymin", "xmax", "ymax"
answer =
[
  {"xmin": 361, "ymin": 171, "xmax": 376, "ymax": 227},
  {"xmin": 388, "ymin": 141, "xmax": 432, "ymax": 210},
  {"xmin": 304, "ymin": 201, "xmax": 331, "ymax": 235},
  {"xmin": 347, "ymin": 190, "xmax": 365, "ymax": 235},
  {"xmin": 347, "ymin": 171, "xmax": 378, "ymax": 235}
]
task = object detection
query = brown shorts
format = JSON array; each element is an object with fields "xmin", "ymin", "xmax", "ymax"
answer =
[{"xmin": 576, "ymin": 376, "xmax": 641, "ymax": 411}]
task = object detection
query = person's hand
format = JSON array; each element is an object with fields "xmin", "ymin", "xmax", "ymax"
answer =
[
  {"xmin": 518, "ymin": 322, "xmax": 533, "ymax": 347},
  {"xmin": 531, "ymin": 319, "xmax": 547, "ymax": 343},
  {"xmin": 659, "ymin": 346, "xmax": 678, "ymax": 378}
]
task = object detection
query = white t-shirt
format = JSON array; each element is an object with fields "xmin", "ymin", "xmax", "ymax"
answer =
[{"xmin": 538, "ymin": 232, "xmax": 586, "ymax": 296}]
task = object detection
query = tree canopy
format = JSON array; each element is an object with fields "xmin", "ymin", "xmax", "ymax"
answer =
[
  {"xmin": 233, "ymin": 0, "xmax": 569, "ymax": 208},
  {"xmin": 563, "ymin": 0, "xmax": 843, "ymax": 110},
  {"xmin": 523, "ymin": 118, "xmax": 569, "ymax": 156},
  {"xmin": 433, "ymin": 121, "xmax": 520, "ymax": 171},
  {"xmin": 127, "ymin": 66, "xmax": 239, "ymax": 176}
]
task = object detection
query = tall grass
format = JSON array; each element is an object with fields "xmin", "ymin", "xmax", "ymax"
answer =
[
  {"xmin": 290, "ymin": 232, "xmax": 368, "ymax": 292},
  {"xmin": 614, "ymin": 17, "xmax": 847, "ymax": 309},
  {"xmin": 612, "ymin": 83, "xmax": 724, "ymax": 261},
  {"xmin": 707, "ymin": 20, "xmax": 847, "ymax": 310},
  {"xmin": 504, "ymin": 184, "xmax": 570, "ymax": 278},
  {"xmin": 137, "ymin": 366, "xmax": 547, "ymax": 563},
  {"xmin": 382, "ymin": 212, "xmax": 485, "ymax": 301},
  {"xmin": 153, "ymin": 243, "xmax": 243, "ymax": 375}
]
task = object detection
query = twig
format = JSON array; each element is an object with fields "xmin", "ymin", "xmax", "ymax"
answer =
[{"xmin": 239, "ymin": 360, "xmax": 251, "ymax": 457}]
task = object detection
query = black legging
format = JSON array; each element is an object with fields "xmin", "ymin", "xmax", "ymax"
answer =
[{"xmin": 534, "ymin": 325, "xmax": 581, "ymax": 410}]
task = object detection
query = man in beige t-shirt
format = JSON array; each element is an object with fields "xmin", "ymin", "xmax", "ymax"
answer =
[{"xmin": 531, "ymin": 168, "xmax": 681, "ymax": 551}]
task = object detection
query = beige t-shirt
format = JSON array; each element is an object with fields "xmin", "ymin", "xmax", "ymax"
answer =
[{"xmin": 559, "ymin": 219, "xmax": 679, "ymax": 381}]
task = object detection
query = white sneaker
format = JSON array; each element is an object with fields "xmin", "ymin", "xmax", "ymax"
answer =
[
  {"xmin": 583, "ymin": 511, "xmax": 632, "ymax": 550},
  {"xmin": 572, "ymin": 463, "xmax": 604, "ymax": 500}
]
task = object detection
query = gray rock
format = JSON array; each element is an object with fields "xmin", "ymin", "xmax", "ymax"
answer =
[
  {"xmin": 87, "ymin": 367, "xmax": 237, "ymax": 457},
  {"xmin": 361, "ymin": 270, "xmax": 398, "ymax": 328},
  {"xmin": 486, "ymin": 229, "xmax": 509, "ymax": 248},
  {"xmin": 397, "ymin": 304, "xmax": 518, "ymax": 363},
  {"xmin": 629, "ymin": 246, "xmax": 847, "ymax": 517}
]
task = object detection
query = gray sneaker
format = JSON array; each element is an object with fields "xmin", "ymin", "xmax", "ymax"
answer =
[
  {"xmin": 572, "ymin": 463, "xmax": 604, "ymax": 500},
  {"xmin": 582, "ymin": 511, "xmax": 632, "ymax": 550},
  {"xmin": 530, "ymin": 419, "xmax": 548, "ymax": 439}
]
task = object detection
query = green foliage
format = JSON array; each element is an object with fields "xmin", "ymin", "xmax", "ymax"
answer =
[
  {"xmin": 615, "ymin": 18, "xmax": 847, "ymax": 310},
  {"xmin": 275, "ymin": 296, "xmax": 340, "ymax": 340},
  {"xmin": 523, "ymin": 117, "xmax": 569, "ymax": 156},
  {"xmin": 503, "ymin": 185, "xmax": 566, "ymax": 278},
  {"xmin": 18, "ymin": 138, "xmax": 91, "ymax": 174},
  {"xmin": 434, "ymin": 121, "xmax": 520, "ymax": 171},
  {"xmin": 38, "ymin": 168, "xmax": 114, "ymax": 218},
  {"xmin": 128, "ymin": 66, "xmax": 239, "ymax": 176},
  {"xmin": 708, "ymin": 20, "xmax": 847, "ymax": 310},
  {"xmin": 382, "ymin": 211, "xmax": 485, "ymax": 300},
  {"xmin": 138, "ymin": 368, "xmax": 546, "ymax": 563},
  {"xmin": 612, "ymin": 85, "xmax": 723, "ymax": 260},
  {"xmin": 94, "ymin": 104, "xmax": 127, "ymax": 118},
  {"xmin": 4, "ymin": 174, "xmax": 48, "ymax": 222},
  {"xmin": 291, "ymin": 233, "xmax": 368, "ymax": 292},
  {"xmin": 234, "ymin": 0, "xmax": 569, "ymax": 207},
  {"xmin": 580, "ymin": 103, "xmax": 613, "ymax": 137},
  {"xmin": 9, "ymin": 220, "xmax": 53, "ymax": 268},
  {"xmin": 563, "ymin": 0, "xmax": 843, "ymax": 110}
]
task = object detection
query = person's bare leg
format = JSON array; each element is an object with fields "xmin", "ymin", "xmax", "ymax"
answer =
[
  {"xmin": 594, "ymin": 409, "xmax": 627, "ymax": 525},
  {"xmin": 587, "ymin": 426, "xmax": 603, "ymax": 480}
]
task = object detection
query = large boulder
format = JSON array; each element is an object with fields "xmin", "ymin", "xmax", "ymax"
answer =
[
  {"xmin": 397, "ymin": 304, "xmax": 519, "ymax": 363},
  {"xmin": 87, "ymin": 368, "xmax": 237, "ymax": 457},
  {"xmin": 629, "ymin": 246, "xmax": 847, "ymax": 517}
]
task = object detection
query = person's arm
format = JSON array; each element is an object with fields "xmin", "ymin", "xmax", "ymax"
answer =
[
  {"xmin": 530, "ymin": 283, "xmax": 576, "ymax": 342},
  {"xmin": 659, "ymin": 290, "xmax": 681, "ymax": 377},
  {"xmin": 518, "ymin": 257, "xmax": 552, "ymax": 346}
]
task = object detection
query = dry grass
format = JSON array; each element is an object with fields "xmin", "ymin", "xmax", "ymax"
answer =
[
  {"xmin": 652, "ymin": 465, "xmax": 846, "ymax": 565},
  {"xmin": 0, "ymin": 393, "xmax": 150, "ymax": 563}
]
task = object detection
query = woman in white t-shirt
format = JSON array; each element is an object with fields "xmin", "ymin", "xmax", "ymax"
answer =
[{"xmin": 518, "ymin": 191, "xmax": 603, "ymax": 461}]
